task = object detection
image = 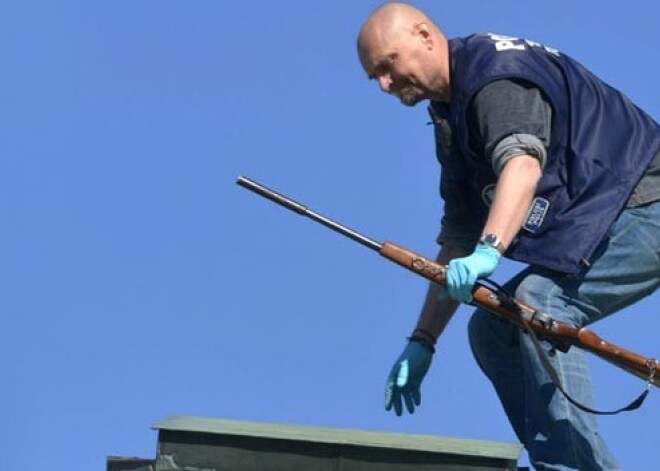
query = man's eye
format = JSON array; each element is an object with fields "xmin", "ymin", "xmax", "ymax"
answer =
[{"xmin": 370, "ymin": 67, "xmax": 385, "ymax": 79}]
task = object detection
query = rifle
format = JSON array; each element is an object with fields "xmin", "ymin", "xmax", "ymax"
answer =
[{"xmin": 236, "ymin": 175, "xmax": 659, "ymax": 397}]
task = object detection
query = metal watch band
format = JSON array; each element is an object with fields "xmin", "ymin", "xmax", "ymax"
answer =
[{"xmin": 479, "ymin": 233, "xmax": 506, "ymax": 254}]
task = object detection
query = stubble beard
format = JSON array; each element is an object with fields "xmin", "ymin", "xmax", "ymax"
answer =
[{"xmin": 396, "ymin": 84, "xmax": 426, "ymax": 107}]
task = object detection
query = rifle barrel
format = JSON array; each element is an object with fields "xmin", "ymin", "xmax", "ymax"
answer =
[{"xmin": 237, "ymin": 176, "xmax": 383, "ymax": 252}]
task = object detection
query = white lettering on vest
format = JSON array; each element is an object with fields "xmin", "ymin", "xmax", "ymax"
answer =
[
  {"xmin": 488, "ymin": 33, "xmax": 561, "ymax": 56},
  {"xmin": 490, "ymin": 34, "xmax": 525, "ymax": 51}
]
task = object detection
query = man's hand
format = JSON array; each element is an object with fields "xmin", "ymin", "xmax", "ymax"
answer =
[
  {"xmin": 384, "ymin": 341, "xmax": 433, "ymax": 416},
  {"xmin": 446, "ymin": 244, "xmax": 501, "ymax": 303}
]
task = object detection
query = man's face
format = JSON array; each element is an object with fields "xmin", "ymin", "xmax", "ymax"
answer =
[{"xmin": 358, "ymin": 34, "xmax": 430, "ymax": 106}]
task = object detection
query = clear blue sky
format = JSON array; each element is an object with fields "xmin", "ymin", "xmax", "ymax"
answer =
[{"xmin": 4, "ymin": 1, "xmax": 658, "ymax": 469}]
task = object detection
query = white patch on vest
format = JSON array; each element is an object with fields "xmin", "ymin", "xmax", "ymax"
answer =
[
  {"xmin": 481, "ymin": 184, "xmax": 496, "ymax": 207},
  {"xmin": 523, "ymin": 197, "xmax": 550, "ymax": 233}
]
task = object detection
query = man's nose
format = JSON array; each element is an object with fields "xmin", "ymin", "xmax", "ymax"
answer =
[{"xmin": 377, "ymin": 74, "xmax": 392, "ymax": 92}]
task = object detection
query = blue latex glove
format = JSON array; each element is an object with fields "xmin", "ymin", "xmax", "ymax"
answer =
[
  {"xmin": 446, "ymin": 244, "xmax": 501, "ymax": 303},
  {"xmin": 384, "ymin": 341, "xmax": 433, "ymax": 416}
]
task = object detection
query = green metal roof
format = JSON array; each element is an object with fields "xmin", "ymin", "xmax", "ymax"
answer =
[{"xmin": 153, "ymin": 415, "xmax": 522, "ymax": 462}]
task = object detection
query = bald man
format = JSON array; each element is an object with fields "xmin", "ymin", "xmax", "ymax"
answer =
[{"xmin": 358, "ymin": 3, "xmax": 660, "ymax": 471}]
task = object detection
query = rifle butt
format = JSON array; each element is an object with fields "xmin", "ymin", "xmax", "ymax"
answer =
[{"xmin": 578, "ymin": 329, "xmax": 659, "ymax": 387}]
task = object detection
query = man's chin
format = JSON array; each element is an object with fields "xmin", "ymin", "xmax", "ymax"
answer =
[
  {"xmin": 398, "ymin": 94, "xmax": 425, "ymax": 107},
  {"xmin": 395, "ymin": 89, "xmax": 427, "ymax": 107}
]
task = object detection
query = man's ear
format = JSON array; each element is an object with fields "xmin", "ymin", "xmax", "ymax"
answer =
[{"xmin": 413, "ymin": 22, "xmax": 433, "ymax": 50}]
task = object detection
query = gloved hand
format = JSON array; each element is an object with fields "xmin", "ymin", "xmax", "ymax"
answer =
[
  {"xmin": 446, "ymin": 244, "xmax": 501, "ymax": 303},
  {"xmin": 384, "ymin": 341, "xmax": 433, "ymax": 416}
]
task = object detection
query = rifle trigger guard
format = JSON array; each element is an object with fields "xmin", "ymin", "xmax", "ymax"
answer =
[
  {"xmin": 480, "ymin": 278, "xmax": 551, "ymax": 329},
  {"xmin": 529, "ymin": 309, "xmax": 554, "ymax": 330}
]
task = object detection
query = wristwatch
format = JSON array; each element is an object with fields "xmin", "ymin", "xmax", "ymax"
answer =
[{"xmin": 479, "ymin": 233, "xmax": 506, "ymax": 254}]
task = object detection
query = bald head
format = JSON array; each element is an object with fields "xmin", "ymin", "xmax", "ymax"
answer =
[
  {"xmin": 357, "ymin": 2, "xmax": 450, "ymax": 104},
  {"xmin": 358, "ymin": 2, "xmax": 433, "ymax": 50}
]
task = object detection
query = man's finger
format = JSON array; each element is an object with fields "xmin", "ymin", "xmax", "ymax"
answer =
[
  {"xmin": 446, "ymin": 263, "xmax": 461, "ymax": 300},
  {"xmin": 436, "ymin": 286, "xmax": 449, "ymax": 301},
  {"xmin": 460, "ymin": 271, "xmax": 475, "ymax": 303},
  {"xmin": 412, "ymin": 387, "xmax": 422, "ymax": 406},
  {"xmin": 393, "ymin": 390, "xmax": 403, "ymax": 416},
  {"xmin": 403, "ymin": 390, "xmax": 415, "ymax": 414},
  {"xmin": 384, "ymin": 377, "xmax": 394, "ymax": 410}
]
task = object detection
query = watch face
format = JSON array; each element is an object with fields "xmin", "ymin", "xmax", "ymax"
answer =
[
  {"xmin": 480, "ymin": 234, "xmax": 504, "ymax": 253},
  {"xmin": 483, "ymin": 234, "xmax": 497, "ymax": 244}
]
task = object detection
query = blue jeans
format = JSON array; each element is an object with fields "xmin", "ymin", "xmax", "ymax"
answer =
[{"xmin": 468, "ymin": 201, "xmax": 660, "ymax": 470}]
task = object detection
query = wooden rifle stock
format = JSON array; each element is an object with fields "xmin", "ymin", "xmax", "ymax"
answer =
[
  {"xmin": 237, "ymin": 175, "xmax": 658, "ymax": 388},
  {"xmin": 380, "ymin": 241, "xmax": 658, "ymax": 387}
]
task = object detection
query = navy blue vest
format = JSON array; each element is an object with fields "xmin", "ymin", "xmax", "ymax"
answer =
[{"xmin": 431, "ymin": 33, "xmax": 660, "ymax": 273}]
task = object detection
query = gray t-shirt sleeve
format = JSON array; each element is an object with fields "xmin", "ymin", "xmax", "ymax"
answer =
[
  {"xmin": 468, "ymin": 79, "xmax": 552, "ymax": 174},
  {"xmin": 626, "ymin": 147, "xmax": 660, "ymax": 207}
]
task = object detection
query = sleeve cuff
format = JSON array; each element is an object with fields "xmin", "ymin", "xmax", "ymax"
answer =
[{"xmin": 491, "ymin": 133, "xmax": 547, "ymax": 176}]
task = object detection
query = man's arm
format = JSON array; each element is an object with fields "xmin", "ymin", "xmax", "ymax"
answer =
[
  {"xmin": 384, "ymin": 242, "xmax": 470, "ymax": 417},
  {"xmin": 413, "ymin": 243, "xmax": 469, "ymax": 341},
  {"xmin": 441, "ymin": 80, "xmax": 550, "ymax": 302},
  {"xmin": 481, "ymin": 154, "xmax": 542, "ymax": 249},
  {"xmin": 471, "ymin": 79, "xmax": 549, "ymax": 249},
  {"xmin": 443, "ymin": 154, "xmax": 542, "ymax": 303}
]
